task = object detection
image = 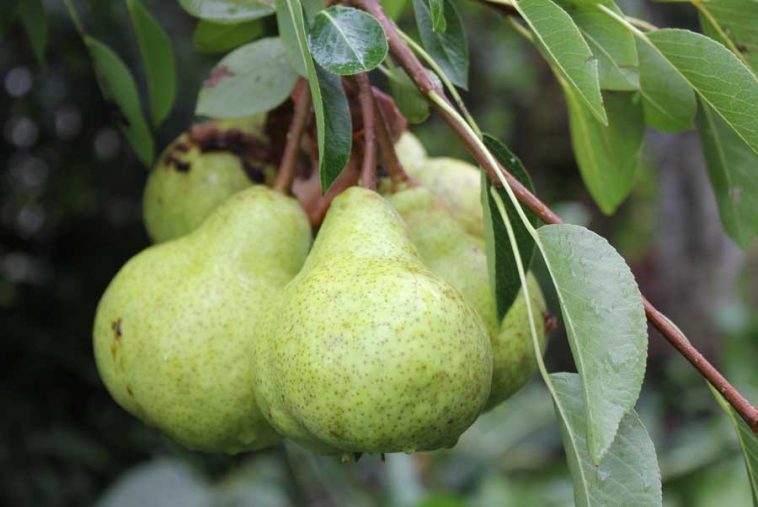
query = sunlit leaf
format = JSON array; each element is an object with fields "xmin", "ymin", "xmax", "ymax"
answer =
[
  {"xmin": 179, "ymin": 0, "xmax": 275, "ymax": 23},
  {"xmin": 413, "ymin": 0, "xmax": 468, "ymax": 88}
]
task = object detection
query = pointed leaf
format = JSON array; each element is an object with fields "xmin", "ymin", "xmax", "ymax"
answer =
[
  {"xmin": 413, "ymin": 0, "xmax": 468, "ymax": 88},
  {"xmin": 428, "ymin": 0, "xmax": 446, "ymax": 32},
  {"xmin": 564, "ymin": 90, "xmax": 644, "ymax": 214},
  {"xmin": 192, "ymin": 19, "xmax": 264, "ymax": 54},
  {"xmin": 697, "ymin": 99, "xmax": 758, "ymax": 247},
  {"xmin": 636, "ymin": 40, "xmax": 696, "ymax": 132},
  {"xmin": 387, "ymin": 64, "xmax": 430, "ymax": 124},
  {"xmin": 18, "ymin": 0, "xmax": 48, "ymax": 67},
  {"xmin": 309, "ymin": 6, "xmax": 388, "ymax": 75},
  {"xmin": 698, "ymin": 0, "xmax": 758, "ymax": 74},
  {"xmin": 196, "ymin": 37, "xmax": 298, "ymax": 118},
  {"xmin": 481, "ymin": 134, "xmax": 538, "ymax": 318},
  {"xmin": 179, "ymin": 0, "xmax": 275, "ymax": 23},
  {"xmin": 86, "ymin": 37, "xmax": 153, "ymax": 166},
  {"xmin": 551, "ymin": 373, "xmax": 662, "ymax": 507},
  {"xmin": 647, "ymin": 29, "xmax": 758, "ymax": 154},
  {"xmin": 127, "ymin": 0, "xmax": 176, "ymax": 125},
  {"xmin": 516, "ymin": 0, "xmax": 607, "ymax": 124},
  {"xmin": 276, "ymin": 0, "xmax": 322, "ymax": 75},
  {"xmin": 538, "ymin": 224, "xmax": 647, "ymax": 463}
]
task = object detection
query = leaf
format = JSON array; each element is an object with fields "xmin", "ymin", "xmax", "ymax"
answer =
[
  {"xmin": 538, "ymin": 224, "xmax": 647, "ymax": 464},
  {"xmin": 428, "ymin": 0, "xmax": 446, "ymax": 32},
  {"xmin": 279, "ymin": 0, "xmax": 352, "ymax": 191},
  {"xmin": 563, "ymin": 89, "xmax": 644, "ymax": 214},
  {"xmin": 276, "ymin": 0, "xmax": 322, "ymax": 76},
  {"xmin": 18, "ymin": 0, "xmax": 48, "ymax": 67},
  {"xmin": 387, "ymin": 63, "xmax": 430, "ymax": 123},
  {"xmin": 127, "ymin": 0, "xmax": 176, "ymax": 126},
  {"xmin": 697, "ymin": 99, "xmax": 758, "ymax": 247},
  {"xmin": 86, "ymin": 37, "xmax": 154, "ymax": 167},
  {"xmin": 412, "ymin": 0, "xmax": 469, "ymax": 89},
  {"xmin": 196, "ymin": 37, "xmax": 298, "ymax": 119},
  {"xmin": 179, "ymin": 0, "xmax": 275, "ymax": 23},
  {"xmin": 516, "ymin": 0, "xmax": 607, "ymax": 125},
  {"xmin": 481, "ymin": 134, "xmax": 538, "ymax": 318},
  {"xmin": 551, "ymin": 373, "xmax": 662, "ymax": 507},
  {"xmin": 636, "ymin": 40, "xmax": 696, "ymax": 132},
  {"xmin": 192, "ymin": 19, "xmax": 263, "ymax": 54},
  {"xmin": 309, "ymin": 6, "xmax": 388, "ymax": 75},
  {"xmin": 559, "ymin": 1, "xmax": 639, "ymax": 91},
  {"xmin": 697, "ymin": 0, "xmax": 758, "ymax": 74},
  {"xmin": 382, "ymin": 0, "xmax": 407, "ymax": 20},
  {"xmin": 710, "ymin": 385, "xmax": 758, "ymax": 505},
  {"xmin": 647, "ymin": 29, "xmax": 758, "ymax": 155}
]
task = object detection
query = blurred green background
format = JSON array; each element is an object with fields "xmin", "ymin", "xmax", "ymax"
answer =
[{"xmin": 1, "ymin": 1, "xmax": 757, "ymax": 506}]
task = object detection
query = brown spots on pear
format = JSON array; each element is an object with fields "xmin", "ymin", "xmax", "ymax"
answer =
[
  {"xmin": 110, "ymin": 318, "xmax": 122, "ymax": 360},
  {"xmin": 126, "ymin": 385, "xmax": 134, "ymax": 397}
]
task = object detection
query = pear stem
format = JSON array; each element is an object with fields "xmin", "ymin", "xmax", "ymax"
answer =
[
  {"xmin": 352, "ymin": 0, "xmax": 758, "ymax": 434},
  {"xmin": 373, "ymin": 91, "xmax": 417, "ymax": 191},
  {"xmin": 354, "ymin": 73, "xmax": 378, "ymax": 190},
  {"xmin": 274, "ymin": 79, "xmax": 312, "ymax": 194},
  {"xmin": 309, "ymin": 152, "xmax": 361, "ymax": 226}
]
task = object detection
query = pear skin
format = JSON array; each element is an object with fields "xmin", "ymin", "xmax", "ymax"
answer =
[
  {"xmin": 94, "ymin": 186, "xmax": 311, "ymax": 453},
  {"xmin": 254, "ymin": 187, "xmax": 492, "ymax": 454},
  {"xmin": 389, "ymin": 187, "xmax": 547, "ymax": 410}
]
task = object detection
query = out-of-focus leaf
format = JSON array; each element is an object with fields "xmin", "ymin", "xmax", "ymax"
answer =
[
  {"xmin": 179, "ymin": 0, "xmax": 275, "ymax": 23},
  {"xmin": 192, "ymin": 19, "xmax": 263, "ymax": 54},
  {"xmin": 538, "ymin": 224, "xmax": 647, "ymax": 463},
  {"xmin": 551, "ymin": 373, "xmax": 662, "ymax": 507},
  {"xmin": 413, "ymin": 0, "xmax": 468, "ymax": 88},
  {"xmin": 697, "ymin": 0, "xmax": 758, "ymax": 74},
  {"xmin": 86, "ymin": 37, "xmax": 154, "ymax": 166},
  {"xmin": 636, "ymin": 40, "xmax": 696, "ymax": 132},
  {"xmin": 196, "ymin": 37, "xmax": 298, "ymax": 118},
  {"xmin": 127, "ymin": 0, "xmax": 176, "ymax": 125},
  {"xmin": 564, "ymin": 90, "xmax": 644, "ymax": 214},
  {"xmin": 517, "ymin": 0, "xmax": 607, "ymax": 124},
  {"xmin": 387, "ymin": 64, "xmax": 430, "ymax": 123},
  {"xmin": 18, "ymin": 0, "xmax": 48, "ymax": 67},
  {"xmin": 647, "ymin": 29, "xmax": 758, "ymax": 155},
  {"xmin": 309, "ymin": 6, "xmax": 388, "ymax": 75}
]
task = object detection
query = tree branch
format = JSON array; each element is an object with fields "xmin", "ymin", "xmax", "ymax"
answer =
[
  {"xmin": 372, "ymin": 90, "xmax": 416, "ymax": 190},
  {"xmin": 354, "ymin": 74, "xmax": 378, "ymax": 190},
  {"xmin": 274, "ymin": 79, "xmax": 312, "ymax": 193},
  {"xmin": 352, "ymin": 0, "xmax": 758, "ymax": 433}
]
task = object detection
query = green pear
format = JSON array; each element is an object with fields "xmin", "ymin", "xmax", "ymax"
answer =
[
  {"xmin": 94, "ymin": 186, "xmax": 312, "ymax": 453},
  {"xmin": 394, "ymin": 131, "xmax": 428, "ymax": 169},
  {"xmin": 254, "ymin": 187, "xmax": 492, "ymax": 455},
  {"xmin": 388, "ymin": 187, "xmax": 547, "ymax": 409},
  {"xmin": 143, "ymin": 115, "xmax": 271, "ymax": 243}
]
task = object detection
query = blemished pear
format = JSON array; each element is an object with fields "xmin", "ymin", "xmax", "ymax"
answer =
[
  {"xmin": 254, "ymin": 187, "xmax": 492, "ymax": 455},
  {"xmin": 388, "ymin": 187, "xmax": 547, "ymax": 409},
  {"xmin": 94, "ymin": 186, "xmax": 311, "ymax": 453},
  {"xmin": 143, "ymin": 115, "xmax": 271, "ymax": 243}
]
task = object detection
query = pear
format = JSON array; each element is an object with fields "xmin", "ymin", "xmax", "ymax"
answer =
[
  {"xmin": 388, "ymin": 187, "xmax": 546, "ymax": 409},
  {"xmin": 143, "ymin": 115, "xmax": 272, "ymax": 243},
  {"xmin": 94, "ymin": 186, "xmax": 311, "ymax": 453},
  {"xmin": 394, "ymin": 131, "xmax": 428, "ymax": 169},
  {"xmin": 254, "ymin": 187, "xmax": 492, "ymax": 455}
]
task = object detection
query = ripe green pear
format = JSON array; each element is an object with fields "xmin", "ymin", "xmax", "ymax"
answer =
[
  {"xmin": 143, "ymin": 115, "xmax": 271, "ymax": 243},
  {"xmin": 254, "ymin": 187, "xmax": 492, "ymax": 455},
  {"xmin": 388, "ymin": 187, "xmax": 547, "ymax": 409},
  {"xmin": 94, "ymin": 186, "xmax": 311, "ymax": 453},
  {"xmin": 394, "ymin": 131, "xmax": 428, "ymax": 169}
]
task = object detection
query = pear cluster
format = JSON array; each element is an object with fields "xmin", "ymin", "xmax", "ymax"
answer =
[{"xmin": 93, "ymin": 131, "xmax": 548, "ymax": 456}]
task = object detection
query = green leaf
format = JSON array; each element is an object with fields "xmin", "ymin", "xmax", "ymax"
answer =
[
  {"xmin": 697, "ymin": 0, "xmax": 758, "ymax": 74},
  {"xmin": 179, "ymin": 0, "xmax": 275, "ymax": 23},
  {"xmin": 697, "ymin": 100, "xmax": 758, "ymax": 247},
  {"xmin": 551, "ymin": 373, "xmax": 662, "ymax": 507},
  {"xmin": 559, "ymin": 1, "xmax": 639, "ymax": 91},
  {"xmin": 382, "ymin": 0, "xmax": 407, "ymax": 19},
  {"xmin": 647, "ymin": 29, "xmax": 758, "ymax": 155},
  {"xmin": 192, "ymin": 19, "xmax": 263, "ymax": 54},
  {"xmin": 636, "ymin": 40, "xmax": 696, "ymax": 132},
  {"xmin": 413, "ymin": 0, "xmax": 469, "ymax": 89},
  {"xmin": 481, "ymin": 134, "xmax": 538, "ymax": 318},
  {"xmin": 275, "ymin": 0, "xmax": 321, "ymax": 76},
  {"xmin": 563, "ymin": 89, "xmax": 644, "ymax": 214},
  {"xmin": 387, "ymin": 63, "xmax": 430, "ymax": 124},
  {"xmin": 127, "ymin": 0, "xmax": 176, "ymax": 126},
  {"xmin": 710, "ymin": 385, "xmax": 758, "ymax": 505},
  {"xmin": 538, "ymin": 224, "xmax": 647, "ymax": 464},
  {"xmin": 196, "ymin": 37, "xmax": 298, "ymax": 118},
  {"xmin": 18, "ymin": 0, "xmax": 48, "ymax": 67},
  {"xmin": 86, "ymin": 37, "xmax": 154, "ymax": 166},
  {"xmin": 516, "ymin": 0, "xmax": 607, "ymax": 125},
  {"xmin": 309, "ymin": 6, "xmax": 388, "ymax": 75},
  {"xmin": 279, "ymin": 0, "xmax": 352, "ymax": 191},
  {"xmin": 428, "ymin": 0, "xmax": 446, "ymax": 32}
]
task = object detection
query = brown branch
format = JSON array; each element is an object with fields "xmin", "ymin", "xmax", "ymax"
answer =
[
  {"xmin": 274, "ymin": 79, "xmax": 312, "ymax": 193},
  {"xmin": 309, "ymin": 151, "xmax": 362, "ymax": 226},
  {"xmin": 372, "ymin": 91, "xmax": 416, "ymax": 190},
  {"xmin": 352, "ymin": 0, "xmax": 758, "ymax": 433},
  {"xmin": 354, "ymin": 74, "xmax": 378, "ymax": 190}
]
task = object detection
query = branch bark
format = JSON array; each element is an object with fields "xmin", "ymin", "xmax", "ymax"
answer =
[
  {"xmin": 274, "ymin": 79, "xmax": 312, "ymax": 193},
  {"xmin": 354, "ymin": 73, "xmax": 378, "ymax": 190},
  {"xmin": 352, "ymin": 0, "xmax": 758, "ymax": 433}
]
